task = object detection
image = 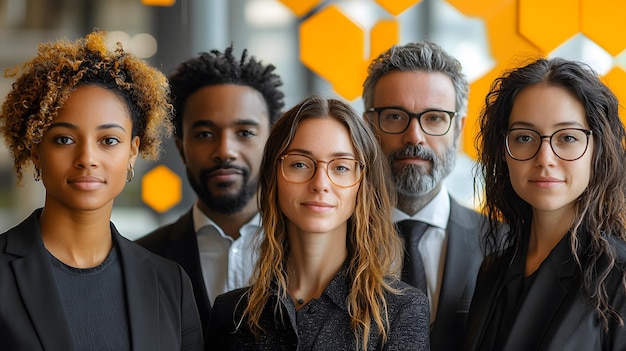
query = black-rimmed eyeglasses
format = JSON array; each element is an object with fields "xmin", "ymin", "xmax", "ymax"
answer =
[
  {"xmin": 366, "ymin": 106, "xmax": 457, "ymax": 135},
  {"xmin": 504, "ymin": 128, "xmax": 592, "ymax": 161},
  {"xmin": 279, "ymin": 153, "xmax": 364, "ymax": 188}
]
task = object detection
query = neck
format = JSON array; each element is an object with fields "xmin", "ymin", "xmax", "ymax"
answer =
[
  {"xmin": 197, "ymin": 197, "xmax": 258, "ymax": 240},
  {"xmin": 525, "ymin": 206, "xmax": 576, "ymax": 276},
  {"xmin": 286, "ymin": 225, "xmax": 348, "ymax": 309},
  {"xmin": 39, "ymin": 202, "xmax": 114, "ymax": 268}
]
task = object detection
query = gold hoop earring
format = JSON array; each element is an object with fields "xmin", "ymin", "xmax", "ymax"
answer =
[
  {"xmin": 34, "ymin": 168, "xmax": 41, "ymax": 182},
  {"xmin": 126, "ymin": 164, "xmax": 135, "ymax": 183}
]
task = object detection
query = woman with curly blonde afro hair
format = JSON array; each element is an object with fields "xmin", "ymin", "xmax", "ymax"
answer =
[{"xmin": 0, "ymin": 30, "xmax": 204, "ymax": 350}]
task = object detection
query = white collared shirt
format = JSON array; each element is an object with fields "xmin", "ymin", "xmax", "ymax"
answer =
[
  {"xmin": 192, "ymin": 202, "xmax": 261, "ymax": 305},
  {"xmin": 393, "ymin": 186, "xmax": 450, "ymax": 324}
]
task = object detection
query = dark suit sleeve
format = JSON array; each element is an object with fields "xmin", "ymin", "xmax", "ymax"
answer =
[
  {"xmin": 385, "ymin": 284, "xmax": 431, "ymax": 351},
  {"xmin": 179, "ymin": 265, "xmax": 205, "ymax": 351}
]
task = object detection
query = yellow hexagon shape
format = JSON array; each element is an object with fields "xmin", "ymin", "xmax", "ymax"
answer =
[
  {"xmin": 581, "ymin": 0, "xmax": 626, "ymax": 56},
  {"xmin": 601, "ymin": 67, "xmax": 626, "ymax": 126},
  {"xmin": 142, "ymin": 164, "xmax": 182, "ymax": 213},
  {"xmin": 484, "ymin": 1, "xmax": 542, "ymax": 61},
  {"xmin": 141, "ymin": 0, "xmax": 175, "ymax": 6},
  {"xmin": 300, "ymin": 5, "xmax": 398, "ymax": 100},
  {"xmin": 278, "ymin": 0, "xmax": 323, "ymax": 17},
  {"xmin": 446, "ymin": 0, "xmax": 514, "ymax": 18},
  {"xmin": 519, "ymin": 0, "xmax": 579, "ymax": 54},
  {"xmin": 375, "ymin": 0, "xmax": 422, "ymax": 16}
]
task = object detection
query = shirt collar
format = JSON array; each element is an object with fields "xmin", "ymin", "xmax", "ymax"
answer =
[
  {"xmin": 191, "ymin": 200, "xmax": 262, "ymax": 238},
  {"xmin": 392, "ymin": 185, "xmax": 450, "ymax": 230}
]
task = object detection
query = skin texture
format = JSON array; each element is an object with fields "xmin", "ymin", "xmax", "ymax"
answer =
[
  {"xmin": 31, "ymin": 85, "xmax": 139, "ymax": 267},
  {"xmin": 176, "ymin": 84, "xmax": 270, "ymax": 238},
  {"xmin": 277, "ymin": 117, "xmax": 358, "ymax": 308},
  {"xmin": 506, "ymin": 82, "xmax": 593, "ymax": 274},
  {"xmin": 369, "ymin": 70, "xmax": 465, "ymax": 214}
]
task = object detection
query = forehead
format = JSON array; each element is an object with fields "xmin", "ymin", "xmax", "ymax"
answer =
[
  {"xmin": 52, "ymin": 85, "xmax": 131, "ymax": 127},
  {"xmin": 372, "ymin": 70, "xmax": 456, "ymax": 111},
  {"xmin": 182, "ymin": 84, "xmax": 270, "ymax": 127},
  {"xmin": 288, "ymin": 118, "xmax": 355, "ymax": 157},
  {"xmin": 509, "ymin": 83, "xmax": 588, "ymax": 129}
]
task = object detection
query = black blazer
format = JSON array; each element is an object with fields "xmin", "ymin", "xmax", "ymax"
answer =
[
  {"xmin": 0, "ymin": 209, "xmax": 203, "ymax": 351},
  {"xmin": 465, "ymin": 233, "xmax": 626, "ymax": 351},
  {"xmin": 136, "ymin": 209, "xmax": 212, "ymax": 339},
  {"xmin": 427, "ymin": 197, "xmax": 486, "ymax": 351}
]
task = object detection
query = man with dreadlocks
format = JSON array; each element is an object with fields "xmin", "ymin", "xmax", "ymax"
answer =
[{"xmin": 137, "ymin": 46, "xmax": 285, "ymax": 338}]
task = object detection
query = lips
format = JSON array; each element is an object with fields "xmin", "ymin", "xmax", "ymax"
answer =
[
  {"xmin": 529, "ymin": 176, "xmax": 563, "ymax": 188},
  {"xmin": 301, "ymin": 201, "xmax": 334, "ymax": 213},
  {"xmin": 68, "ymin": 176, "xmax": 105, "ymax": 190}
]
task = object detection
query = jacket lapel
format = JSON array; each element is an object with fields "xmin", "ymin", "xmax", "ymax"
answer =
[
  {"xmin": 114, "ymin": 225, "xmax": 160, "ymax": 350},
  {"xmin": 7, "ymin": 209, "xmax": 75, "ymax": 351},
  {"xmin": 503, "ymin": 236, "xmax": 578, "ymax": 350}
]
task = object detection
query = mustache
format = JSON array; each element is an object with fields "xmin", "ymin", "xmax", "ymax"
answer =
[
  {"xmin": 199, "ymin": 163, "xmax": 249, "ymax": 180},
  {"xmin": 388, "ymin": 145, "xmax": 436, "ymax": 163}
]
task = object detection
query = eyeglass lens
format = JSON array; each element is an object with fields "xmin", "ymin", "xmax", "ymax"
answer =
[
  {"xmin": 378, "ymin": 108, "xmax": 453, "ymax": 135},
  {"xmin": 506, "ymin": 128, "xmax": 590, "ymax": 161},
  {"xmin": 280, "ymin": 154, "xmax": 362, "ymax": 187}
]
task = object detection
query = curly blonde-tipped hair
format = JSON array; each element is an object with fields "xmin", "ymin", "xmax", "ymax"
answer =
[
  {"xmin": 243, "ymin": 96, "xmax": 403, "ymax": 350},
  {"xmin": 1, "ymin": 29, "xmax": 173, "ymax": 183}
]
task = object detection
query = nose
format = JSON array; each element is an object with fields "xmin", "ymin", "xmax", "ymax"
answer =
[
  {"xmin": 212, "ymin": 134, "xmax": 237, "ymax": 164},
  {"xmin": 308, "ymin": 162, "xmax": 331, "ymax": 192},
  {"xmin": 533, "ymin": 138, "xmax": 557, "ymax": 166},
  {"xmin": 402, "ymin": 117, "xmax": 427, "ymax": 146},
  {"xmin": 74, "ymin": 141, "xmax": 97, "ymax": 168}
]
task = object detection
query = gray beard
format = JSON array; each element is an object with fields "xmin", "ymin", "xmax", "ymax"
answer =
[{"xmin": 389, "ymin": 143, "xmax": 457, "ymax": 198}]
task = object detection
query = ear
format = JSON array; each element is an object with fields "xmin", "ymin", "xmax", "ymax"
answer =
[
  {"xmin": 175, "ymin": 137, "xmax": 186, "ymax": 164},
  {"xmin": 129, "ymin": 136, "xmax": 140, "ymax": 164},
  {"xmin": 458, "ymin": 114, "xmax": 467, "ymax": 131},
  {"xmin": 30, "ymin": 143, "xmax": 41, "ymax": 169}
]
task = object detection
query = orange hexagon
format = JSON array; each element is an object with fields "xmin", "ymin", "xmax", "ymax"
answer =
[
  {"xmin": 581, "ymin": 0, "xmax": 626, "ymax": 56},
  {"xmin": 375, "ymin": 0, "xmax": 422, "ymax": 16},
  {"xmin": 446, "ymin": 0, "xmax": 514, "ymax": 18},
  {"xmin": 141, "ymin": 0, "xmax": 175, "ymax": 6},
  {"xmin": 278, "ymin": 0, "xmax": 323, "ymax": 17},
  {"xmin": 142, "ymin": 164, "xmax": 182, "ymax": 213},
  {"xmin": 519, "ymin": 0, "xmax": 579, "ymax": 54},
  {"xmin": 601, "ymin": 67, "xmax": 626, "ymax": 126},
  {"xmin": 484, "ymin": 0, "xmax": 542, "ymax": 61},
  {"xmin": 300, "ymin": 5, "xmax": 398, "ymax": 100}
]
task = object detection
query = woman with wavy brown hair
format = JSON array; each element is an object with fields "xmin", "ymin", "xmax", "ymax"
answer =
[
  {"xmin": 465, "ymin": 57, "xmax": 626, "ymax": 350},
  {"xmin": 0, "ymin": 30, "xmax": 203, "ymax": 350},
  {"xmin": 207, "ymin": 96, "xmax": 429, "ymax": 350}
]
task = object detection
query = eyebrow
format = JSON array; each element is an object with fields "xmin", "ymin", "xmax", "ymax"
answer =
[
  {"xmin": 47, "ymin": 122, "xmax": 127, "ymax": 132},
  {"xmin": 509, "ymin": 121, "xmax": 586, "ymax": 129},
  {"xmin": 190, "ymin": 119, "xmax": 261, "ymax": 128},
  {"xmin": 285, "ymin": 148, "xmax": 357, "ymax": 159}
]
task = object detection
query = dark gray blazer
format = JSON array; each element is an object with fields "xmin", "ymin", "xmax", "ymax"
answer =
[
  {"xmin": 425, "ymin": 197, "xmax": 486, "ymax": 351},
  {"xmin": 0, "ymin": 209, "xmax": 203, "ymax": 351},
  {"xmin": 465, "ymin": 233, "xmax": 626, "ymax": 351},
  {"xmin": 136, "ymin": 209, "xmax": 212, "ymax": 340},
  {"xmin": 207, "ymin": 269, "xmax": 430, "ymax": 350}
]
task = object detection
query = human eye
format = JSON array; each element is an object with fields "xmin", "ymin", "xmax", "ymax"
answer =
[
  {"xmin": 555, "ymin": 129, "xmax": 583, "ymax": 144},
  {"xmin": 194, "ymin": 130, "xmax": 214, "ymax": 139},
  {"xmin": 238, "ymin": 129, "xmax": 258, "ymax": 138},
  {"xmin": 422, "ymin": 111, "xmax": 447, "ymax": 124},
  {"xmin": 381, "ymin": 109, "xmax": 407, "ymax": 122},
  {"xmin": 54, "ymin": 136, "xmax": 74, "ymax": 145},
  {"xmin": 510, "ymin": 130, "xmax": 536, "ymax": 144},
  {"xmin": 102, "ymin": 136, "xmax": 121, "ymax": 146},
  {"xmin": 331, "ymin": 159, "xmax": 355, "ymax": 174},
  {"xmin": 287, "ymin": 156, "xmax": 313, "ymax": 170}
]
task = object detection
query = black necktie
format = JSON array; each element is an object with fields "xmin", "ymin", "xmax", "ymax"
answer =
[{"xmin": 397, "ymin": 220, "xmax": 429, "ymax": 294}]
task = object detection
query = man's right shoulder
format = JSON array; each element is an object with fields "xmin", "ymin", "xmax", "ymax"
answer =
[{"xmin": 135, "ymin": 212, "xmax": 192, "ymax": 251}]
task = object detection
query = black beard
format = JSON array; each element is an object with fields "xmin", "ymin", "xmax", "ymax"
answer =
[
  {"xmin": 186, "ymin": 164, "xmax": 257, "ymax": 215},
  {"xmin": 388, "ymin": 144, "xmax": 456, "ymax": 197}
]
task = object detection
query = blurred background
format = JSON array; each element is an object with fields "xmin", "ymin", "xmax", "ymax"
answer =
[{"xmin": 1, "ymin": 0, "xmax": 624, "ymax": 239}]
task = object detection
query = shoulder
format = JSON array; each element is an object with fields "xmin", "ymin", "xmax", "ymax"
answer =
[
  {"xmin": 212, "ymin": 287, "xmax": 250, "ymax": 314},
  {"xmin": 384, "ymin": 278, "xmax": 429, "ymax": 313},
  {"xmin": 135, "ymin": 210, "xmax": 193, "ymax": 249}
]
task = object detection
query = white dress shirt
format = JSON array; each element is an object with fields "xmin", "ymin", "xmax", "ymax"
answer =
[
  {"xmin": 392, "ymin": 186, "xmax": 450, "ymax": 324},
  {"xmin": 192, "ymin": 202, "xmax": 261, "ymax": 305}
]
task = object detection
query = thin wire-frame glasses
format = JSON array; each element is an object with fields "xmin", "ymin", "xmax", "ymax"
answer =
[
  {"xmin": 279, "ymin": 153, "xmax": 364, "ymax": 188},
  {"xmin": 504, "ymin": 128, "xmax": 592, "ymax": 161},
  {"xmin": 366, "ymin": 106, "xmax": 457, "ymax": 135}
]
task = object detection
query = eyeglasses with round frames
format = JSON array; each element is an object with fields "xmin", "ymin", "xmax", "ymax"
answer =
[
  {"xmin": 366, "ymin": 106, "xmax": 457, "ymax": 135},
  {"xmin": 279, "ymin": 153, "xmax": 364, "ymax": 188},
  {"xmin": 504, "ymin": 128, "xmax": 592, "ymax": 161}
]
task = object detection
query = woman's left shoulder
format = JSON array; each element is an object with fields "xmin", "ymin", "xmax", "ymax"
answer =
[
  {"xmin": 607, "ymin": 235, "xmax": 626, "ymax": 265},
  {"xmin": 383, "ymin": 278, "xmax": 428, "ymax": 309}
]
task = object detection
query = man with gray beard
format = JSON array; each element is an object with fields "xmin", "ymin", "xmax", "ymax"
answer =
[
  {"xmin": 363, "ymin": 41, "xmax": 485, "ymax": 351},
  {"xmin": 136, "ymin": 47, "xmax": 284, "ymax": 341}
]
